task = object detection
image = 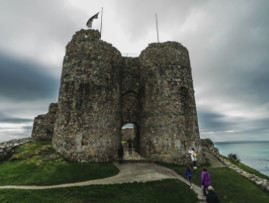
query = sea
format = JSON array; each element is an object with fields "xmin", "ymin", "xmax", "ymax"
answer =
[{"xmin": 214, "ymin": 141, "xmax": 269, "ymax": 177}]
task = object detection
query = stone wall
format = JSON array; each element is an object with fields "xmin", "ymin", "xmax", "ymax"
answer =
[
  {"xmin": 0, "ymin": 138, "xmax": 33, "ymax": 161},
  {"xmin": 201, "ymin": 138, "xmax": 269, "ymax": 193},
  {"xmin": 32, "ymin": 29, "xmax": 202, "ymax": 164},
  {"xmin": 201, "ymin": 138, "xmax": 220, "ymax": 155},
  {"xmin": 138, "ymin": 42, "xmax": 202, "ymax": 164},
  {"xmin": 120, "ymin": 57, "xmax": 140, "ymax": 125},
  {"xmin": 52, "ymin": 29, "xmax": 122, "ymax": 162},
  {"xmin": 32, "ymin": 103, "xmax": 58, "ymax": 141}
]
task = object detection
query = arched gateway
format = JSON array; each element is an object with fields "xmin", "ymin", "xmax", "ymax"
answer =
[{"xmin": 32, "ymin": 29, "xmax": 203, "ymax": 164}]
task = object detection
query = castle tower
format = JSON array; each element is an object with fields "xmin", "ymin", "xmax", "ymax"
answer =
[
  {"xmin": 138, "ymin": 42, "xmax": 201, "ymax": 163},
  {"xmin": 33, "ymin": 30, "xmax": 203, "ymax": 164},
  {"xmin": 52, "ymin": 30, "xmax": 122, "ymax": 162}
]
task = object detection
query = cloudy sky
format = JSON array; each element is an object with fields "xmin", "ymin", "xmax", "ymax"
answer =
[{"xmin": 0, "ymin": 0, "xmax": 269, "ymax": 142}]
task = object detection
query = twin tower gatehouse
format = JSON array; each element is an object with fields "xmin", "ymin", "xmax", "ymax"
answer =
[{"xmin": 32, "ymin": 29, "xmax": 203, "ymax": 164}]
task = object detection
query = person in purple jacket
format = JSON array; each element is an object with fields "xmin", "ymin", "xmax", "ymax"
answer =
[{"xmin": 201, "ymin": 167, "xmax": 212, "ymax": 196}]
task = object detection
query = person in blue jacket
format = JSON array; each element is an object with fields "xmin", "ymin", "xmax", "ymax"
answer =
[{"xmin": 185, "ymin": 164, "xmax": 193, "ymax": 189}]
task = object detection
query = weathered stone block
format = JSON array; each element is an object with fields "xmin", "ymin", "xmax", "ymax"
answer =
[{"xmin": 32, "ymin": 103, "xmax": 58, "ymax": 141}]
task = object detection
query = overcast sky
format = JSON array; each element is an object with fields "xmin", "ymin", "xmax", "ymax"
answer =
[{"xmin": 0, "ymin": 0, "xmax": 269, "ymax": 142}]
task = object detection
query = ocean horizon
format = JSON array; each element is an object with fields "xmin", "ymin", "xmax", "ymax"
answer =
[{"xmin": 214, "ymin": 141, "xmax": 269, "ymax": 177}]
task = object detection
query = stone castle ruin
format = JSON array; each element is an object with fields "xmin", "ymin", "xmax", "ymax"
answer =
[{"xmin": 32, "ymin": 29, "xmax": 203, "ymax": 164}]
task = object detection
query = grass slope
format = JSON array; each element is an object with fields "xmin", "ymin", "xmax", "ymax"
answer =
[
  {"xmin": 0, "ymin": 141, "xmax": 119, "ymax": 185},
  {"xmin": 160, "ymin": 163, "xmax": 269, "ymax": 203},
  {"xmin": 1, "ymin": 141, "xmax": 269, "ymax": 202},
  {"xmin": 0, "ymin": 179, "xmax": 197, "ymax": 203},
  {"xmin": 221, "ymin": 155, "xmax": 269, "ymax": 181}
]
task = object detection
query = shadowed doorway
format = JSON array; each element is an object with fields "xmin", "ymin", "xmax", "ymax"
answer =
[{"xmin": 121, "ymin": 123, "xmax": 141, "ymax": 159}]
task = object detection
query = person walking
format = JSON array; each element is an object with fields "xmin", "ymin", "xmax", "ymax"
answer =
[
  {"xmin": 201, "ymin": 167, "xmax": 212, "ymax": 196},
  {"xmin": 206, "ymin": 186, "xmax": 220, "ymax": 203},
  {"xmin": 185, "ymin": 164, "xmax": 193, "ymax": 189},
  {"xmin": 127, "ymin": 139, "xmax": 132, "ymax": 155},
  {"xmin": 118, "ymin": 142, "xmax": 124, "ymax": 164},
  {"xmin": 188, "ymin": 148, "xmax": 197, "ymax": 169}
]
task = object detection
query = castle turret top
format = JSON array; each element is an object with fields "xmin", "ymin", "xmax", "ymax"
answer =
[{"xmin": 72, "ymin": 29, "xmax": 101, "ymax": 42}]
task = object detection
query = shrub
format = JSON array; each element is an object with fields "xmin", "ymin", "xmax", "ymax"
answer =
[{"xmin": 228, "ymin": 153, "xmax": 240, "ymax": 163}]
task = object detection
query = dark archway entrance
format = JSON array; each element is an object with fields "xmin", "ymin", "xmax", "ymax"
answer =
[{"xmin": 120, "ymin": 123, "xmax": 141, "ymax": 159}]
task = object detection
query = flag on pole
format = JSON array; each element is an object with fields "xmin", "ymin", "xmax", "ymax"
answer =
[{"xmin": 86, "ymin": 12, "xmax": 99, "ymax": 28}]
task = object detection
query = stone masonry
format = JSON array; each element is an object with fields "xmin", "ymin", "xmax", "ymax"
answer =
[
  {"xmin": 32, "ymin": 29, "xmax": 203, "ymax": 164},
  {"xmin": 139, "ymin": 42, "xmax": 201, "ymax": 163},
  {"xmin": 32, "ymin": 103, "xmax": 58, "ymax": 141},
  {"xmin": 0, "ymin": 138, "xmax": 33, "ymax": 161}
]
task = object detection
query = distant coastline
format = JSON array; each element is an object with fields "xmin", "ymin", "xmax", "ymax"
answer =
[
  {"xmin": 214, "ymin": 141, "xmax": 269, "ymax": 177},
  {"xmin": 215, "ymin": 140, "xmax": 269, "ymax": 144}
]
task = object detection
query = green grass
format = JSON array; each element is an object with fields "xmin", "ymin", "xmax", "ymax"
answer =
[
  {"xmin": 1, "ymin": 142, "xmax": 269, "ymax": 202},
  {"xmin": 0, "ymin": 179, "xmax": 197, "ymax": 203},
  {"xmin": 221, "ymin": 155, "xmax": 269, "ymax": 181},
  {"xmin": 0, "ymin": 141, "xmax": 119, "ymax": 186},
  {"xmin": 159, "ymin": 163, "xmax": 269, "ymax": 203}
]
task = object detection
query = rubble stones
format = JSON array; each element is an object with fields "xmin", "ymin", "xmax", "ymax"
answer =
[
  {"xmin": 32, "ymin": 103, "xmax": 58, "ymax": 141},
  {"xmin": 0, "ymin": 138, "xmax": 33, "ymax": 161}
]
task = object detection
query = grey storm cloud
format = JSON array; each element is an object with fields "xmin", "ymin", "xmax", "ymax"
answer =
[
  {"xmin": 0, "ymin": 112, "xmax": 33, "ymax": 123},
  {"xmin": 0, "ymin": 0, "xmax": 269, "ymax": 142},
  {"xmin": 0, "ymin": 52, "xmax": 59, "ymax": 101},
  {"xmin": 111, "ymin": 0, "xmax": 269, "ymax": 108},
  {"xmin": 0, "ymin": 0, "xmax": 80, "ymax": 43},
  {"xmin": 198, "ymin": 107, "xmax": 269, "ymax": 141},
  {"xmin": 197, "ymin": 110, "xmax": 236, "ymax": 132},
  {"xmin": 184, "ymin": 1, "xmax": 269, "ymax": 114},
  {"xmin": 111, "ymin": 0, "xmax": 208, "ymax": 42}
]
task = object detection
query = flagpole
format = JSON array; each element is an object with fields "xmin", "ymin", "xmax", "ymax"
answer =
[
  {"xmin": 100, "ymin": 7, "xmax": 103, "ymax": 36},
  {"xmin": 155, "ymin": 13, "xmax": 160, "ymax": 43}
]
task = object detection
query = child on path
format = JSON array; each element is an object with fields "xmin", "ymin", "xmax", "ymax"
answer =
[
  {"xmin": 185, "ymin": 164, "xmax": 193, "ymax": 189},
  {"xmin": 201, "ymin": 167, "xmax": 212, "ymax": 196}
]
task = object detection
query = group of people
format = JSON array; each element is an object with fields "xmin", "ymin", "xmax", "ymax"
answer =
[
  {"xmin": 118, "ymin": 143, "xmax": 220, "ymax": 202},
  {"xmin": 186, "ymin": 148, "xmax": 220, "ymax": 203}
]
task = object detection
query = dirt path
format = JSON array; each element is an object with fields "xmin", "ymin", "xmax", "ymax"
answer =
[
  {"xmin": 0, "ymin": 162, "xmax": 206, "ymax": 202},
  {"xmin": 204, "ymin": 151, "xmax": 225, "ymax": 168}
]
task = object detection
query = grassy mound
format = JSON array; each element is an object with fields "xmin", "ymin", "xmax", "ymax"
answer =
[
  {"xmin": 221, "ymin": 154, "xmax": 269, "ymax": 181},
  {"xmin": 160, "ymin": 163, "xmax": 269, "ymax": 203},
  {"xmin": 0, "ymin": 179, "xmax": 197, "ymax": 203},
  {"xmin": 1, "ymin": 142, "xmax": 269, "ymax": 202},
  {"xmin": 0, "ymin": 141, "xmax": 119, "ymax": 186}
]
